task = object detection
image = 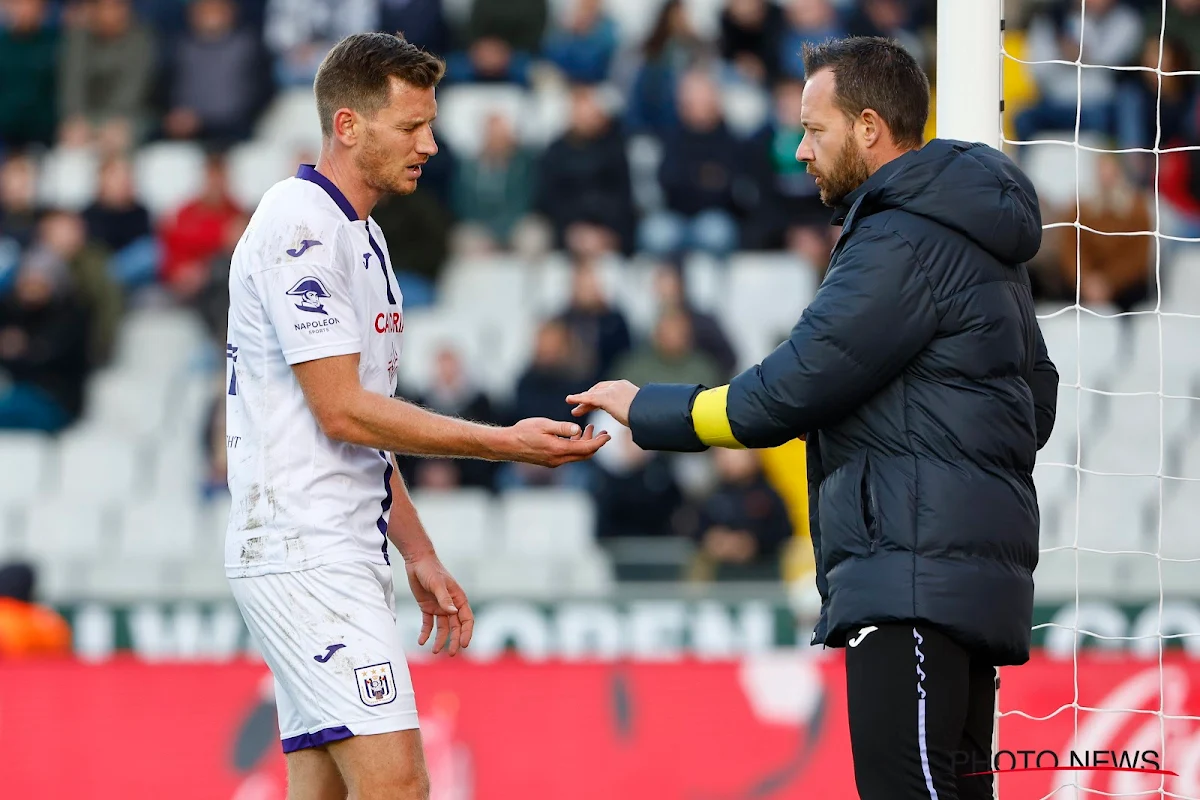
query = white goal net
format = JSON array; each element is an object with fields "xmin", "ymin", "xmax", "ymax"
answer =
[{"xmin": 953, "ymin": 0, "xmax": 1200, "ymax": 796}]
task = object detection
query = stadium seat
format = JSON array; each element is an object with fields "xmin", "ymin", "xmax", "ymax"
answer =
[
  {"xmin": 176, "ymin": 555, "xmax": 231, "ymax": 600},
  {"xmin": 36, "ymin": 146, "xmax": 98, "ymax": 211},
  {"xmin": 0, "ymin": 432, "xmax": 53, "ymax": 505},
  {"xmin": 226, "ymin": 139, "xmax": 294, "ymax": 209},
  {"xmin": 410, "ymin": 488, "xmax": 495, "ymax": 562},
  {"xmin": 1076, "ymin": 473, "xmax": 1158, "ymax": 553},
  {"xmin": 682, "ymin": 252, "xmax": 728, "ymax": 314},
  {"xmin": 604, "ymin": 0, "xmax": 659, "ymax": 48},
  {"xmin": 525, "ymin": 81, "xmax": 573, "ymax": 148},
  {"xmin": 722, "ymin": 253, "xmax": 816, "ymax": 339},
  {"xmin": 614, "ymin": 259, "xmax": 662, "ymax": 336},
  {"xmin": 394, "ymin": 308, "xmax": 485, "ymax": 398},
  {"xmin": 134, "ymin": 141, "xmax": 208, "ymax": 219},
  {"xmin": 720, "ymin": 80, "xmax": 770, "ymax": 138},
  {"xmin": 117, "ymin": 499, "xmax": 202, "ymax": 559},
  {"xmin": 627, "ymin": 134, "xmax": 665, "ymax": 212},
  {"xmin": 434, "ymin": 85, "xmax": 532, "ymax": 159},
  {"xmin": 683, "ymin": 0, "xmax": 725, "ymax": 39},
  {"xmin": 1034, "ymin": 548, "xmax": 1129, "ymax": 600},
  {"xmin": 437, "ymin": 255, "xmax": 532, "ymax": 322},
  {"xmin": 112, "ymin": 307, "xmax": 211, "ymax": 379},
  {"xmin": 1159, "ymin": 248, "xmax": 1200, "ymax": 315},
  {"xmin": 472, "ymin": 553, "xmax": 556, "ymax": 599},
  {"xmin": 24, "ymin": 501, "xmax": 110, "ymax": 561},
  {"xmin": 51, "ymin": 427, "xmax": 143, "ymax": 504},
  {"xmin": 254, "ymin": 87, "xmax": 323, "ymax": 153},
  {"xmin": 82, "ymin": 367, "xmax": 171, "ymax": 439},
  {"xmin": 500, "ymin": 488, "xmax": 597, "ymax": 558},
  {"xmin": 1080, "ymin": 394, "xmax": 1162, "ymax": 477},
  {"xmin": 474, "ymin": 313, "xmax": 537, "ymax": 403},
  {"xmin": 563, "ymin": 549, "xmax": 616, "ymax": 594},
  {"xmin": 1022, "ymin": 134, "xmax": 1101, "ymax": 209},
  {"xmin": 83, "ymin": 558, "xmax": 173, "ymax": 601},
  {"xmin": 1159, "ymin": 481, "xmax": 1200, "ymax": 561}
]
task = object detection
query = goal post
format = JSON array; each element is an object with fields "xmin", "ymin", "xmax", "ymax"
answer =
[{"xmin": 936, "ymin": 0, "xmax": 1004, "ymax": 149}]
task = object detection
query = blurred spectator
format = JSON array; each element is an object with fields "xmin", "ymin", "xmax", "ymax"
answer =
[
  {"xmin": 193, "ymin": 209, "xmax": 249, "ymax": 344},
  {"xmin": 640, "ymin": 69, "xmax": 745, "ymax": 259},
  {"xmin": 536, "ymin": 86, "xmax": 637, "ymax": 256},
  {"xmin": 162, "ymin": 0, "xmax": 271, "ymax": 146},
  {"xmin": 589, "ymin": 410, "xmax": 683, "ymax": 539},
  {"xmin": 1116, "ymin": 35, "xmax": 1196, "ymax": 179},
  {"xmin": 58, "ymin": 0, "xmax": 157, "ymax": 152},
  {"xmin": 651, "ymin": 262, "xmax": 737, "ymax": 380},
  {"xmin": 201, "ymin": 385, "xmax": 228, "ymax": 499},
  {"xmin": 0, "ymin": 0, "xmax": 59, "ymax": 148},
  {"xmin": 542, "ymin": 0, "xmax": 618, "ymax": 85},
  {"xmin": 0, "ymin": 246, "xmax": 91, "ymax": 432},
  {"xmin": 625, "ymin": 0, "xmax": 708, "ymax": 136},
  {"xmin": 747, "ymin": 77, "xmax": 837, "ymax": 269},
  {"xmin": 1058, "ymin": 153, "xmax": 1153, "ymax": 312},
  {"xmin": 264, "ymin": 0, "xmax": 379, "ymax": 88},
  {"xmin": 499, "ymin": 318, "xmax": 592, "ymax": 489},
  {"xmin": 1146, "ymin": 0, "xmax": 1200, "ymax": 58},
  {"xmin": 609, "ymin": 306, "xmax": 723, "ymax": 388},
  {"xmin": 719, "ymin": 0, "xmax": 785, "ymax": 86},
  {"xmin": 379, "ymin": 0, "xmax": 448, "ymax": 57},
  {"xmin": 82, "ymin": 154, "xmax": 156, "ymax": 289},
  {"xmin": 683, "ymin": 448, "xmax": 791, "ymax": 582},
  {"xmin": 554, "ymin": 256, "xmax": 632, "ymax": 385},
  {"xmin": 26, "ymin": 209, "xmax": 120, "ymax": 365},
  {"xmin": 778, "ymin": 0, "xmax": 846, "ymax": 80},
  {"xmin": 845, "ymin": 0, "xmax": 927, "ymax": 69},
  {"xmin": 396, "ymin": 345, "xmax": 500, "ymax": 492},
  {"xmin": 450, "ymin": 113, "xmax": 538, "ymax": 253},
  {"xmin": 0, "ymin": 153, "xmax": 41, "ymax": 249},
  {"xmin": 446, "ymin": 0, "xmax": 547, "ymax": 85},
  {"xmin": 159, "ymin": 151, "xmax": 244, "ymax": 303},
  {"xmin": 0, "ymin": 563, "xmax": 71, "ymax": 658},
  {"xmin": 1018, "ymin": 0, "xmax": 1143, "ymax": 141}
]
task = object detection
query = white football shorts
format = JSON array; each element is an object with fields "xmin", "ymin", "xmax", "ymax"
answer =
[{"xmin": 229, "ymin": 559, "xmax": 420, "ymax": 753}]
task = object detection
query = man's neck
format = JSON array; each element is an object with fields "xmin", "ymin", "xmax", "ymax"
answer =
[
  {"xmin": 867, "ymin": 144, "xmax": 917, "ymax": 176},
  {"xmin": 314, "ymin": 150, "xmax": 381, "ymax": 220}
]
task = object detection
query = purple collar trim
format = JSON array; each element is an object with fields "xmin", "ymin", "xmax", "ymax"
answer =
[{"xmin": 296, "ymin": 164, "xmax": 359, "ymax": 221}]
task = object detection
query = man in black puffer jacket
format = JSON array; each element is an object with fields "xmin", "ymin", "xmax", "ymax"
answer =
[{"xmin": 567, "ymin": 36, "xmax": 1058, "ymax": 800}]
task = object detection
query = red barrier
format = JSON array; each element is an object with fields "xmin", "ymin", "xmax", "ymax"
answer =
[{"xmin": 2, "ymin": 654, "xmax": 1200, "ymax": 798}]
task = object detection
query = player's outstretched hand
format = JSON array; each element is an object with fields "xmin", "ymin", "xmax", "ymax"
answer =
[
  {"xmin": 406, "ymin": 554, "xmax": 474, "ymax": 657},
  {"xmin": 566, "ymin": 380, "xmax": 640, "ymax": 428},
  {"xmin": 503, "ymin": 419, "xmax": 611, "ymax": 467}
]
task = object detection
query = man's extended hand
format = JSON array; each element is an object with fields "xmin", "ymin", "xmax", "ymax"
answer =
[
  {"xmin": 500, "ymin": 419, "xmax": 610, "ymax": 467},
  {"xmin": 406, "ymin": 554, "xmax": 474, "ymax": 656},
  {"xmin": 566, "ymin": 381, "xmax": 641, "ymax": 427}
]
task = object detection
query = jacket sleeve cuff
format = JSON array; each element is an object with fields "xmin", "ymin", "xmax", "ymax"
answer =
[{"xmin": 627, "ymin": 383, "xmax": 707, "ymax": 452}]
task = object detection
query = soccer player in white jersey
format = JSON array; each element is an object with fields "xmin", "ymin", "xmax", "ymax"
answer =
[{"xmin": 224, "ymin": 33, "xmax": 609, "ymax": 800}]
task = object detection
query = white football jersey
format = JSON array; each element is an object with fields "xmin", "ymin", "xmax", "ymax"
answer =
[{"xmin": 224, "ymin": 165, "xmax": 405, "ymax": 578}]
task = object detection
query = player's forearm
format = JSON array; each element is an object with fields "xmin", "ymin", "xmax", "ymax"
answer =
[
  {"xmin": 385, "ymin": 467, "xmax": 436, "ymax": 562},
  {"xmin": 328, "ymin": 388, "xmax": 508, "ymax": 460}
]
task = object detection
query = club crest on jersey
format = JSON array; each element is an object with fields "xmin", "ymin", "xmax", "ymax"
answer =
[
  {"xmin": 287, "ymin": 276, "xmax": 332, "ymax": 315},
  {"xmin": 355, "ymin": 662, "xmax": 397, "ymax": 707}
]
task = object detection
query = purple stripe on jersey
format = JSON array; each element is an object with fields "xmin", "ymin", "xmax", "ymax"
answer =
[
  {"xmin": 281, "ymin": 725, "xmax": 354, "ymax": 753},
  {"xmin": 378, "ymin": 451, "xmax": 394, "ymax": 565},
  {"xmin": 295, "ymin": 164, "xmax": 359, "ymax": 221},
  {"xmin": 367, "ymin": 230, "xmax": 396, "ymax": 305}
]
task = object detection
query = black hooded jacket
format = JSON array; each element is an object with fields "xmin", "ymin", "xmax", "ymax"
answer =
[{"xmin": 628, "ymin": 140, "xmax": 1059, "ymax": 665}]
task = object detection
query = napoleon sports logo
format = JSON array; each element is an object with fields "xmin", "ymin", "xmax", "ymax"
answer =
[{"xmin": 287, "ymin": 276, "xmax": 332, "ymax": 315}]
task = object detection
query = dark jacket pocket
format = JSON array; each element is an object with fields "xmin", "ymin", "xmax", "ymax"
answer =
[{"xmin": 861, "ymin": 454, "xmax": 880, "ymax": 552}]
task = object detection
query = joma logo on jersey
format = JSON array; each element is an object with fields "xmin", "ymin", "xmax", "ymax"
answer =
[{"xmin": 374, "ymin": 312, "xmax": 403, "ymax": 334}]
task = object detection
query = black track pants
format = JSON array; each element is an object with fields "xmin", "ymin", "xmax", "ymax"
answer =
[{"xmin": 844, "ymin": 623, "xmax": 999, "ymax": 800}]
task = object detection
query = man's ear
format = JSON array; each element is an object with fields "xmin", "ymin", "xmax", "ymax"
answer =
[
  {"xmin": 858, "ymin": 108, "xmax": 885, "ymax": 149},
  {"xmin": 331, "ymin": 108, "xmax": 359, "ymax": 146}
]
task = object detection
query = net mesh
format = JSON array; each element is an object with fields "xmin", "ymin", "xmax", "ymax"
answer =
[{"xmin": 998, "ymin": 0, "xmax": 1200, "ymax": 796}]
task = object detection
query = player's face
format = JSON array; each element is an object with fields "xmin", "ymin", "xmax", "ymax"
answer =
[
  {"xmin": 356, "ymin": 77, "xmax": 438, "ymax": 197},
  {"xmin": 796, "ymin": 69, "xmax": 871, "ymax": 207}
]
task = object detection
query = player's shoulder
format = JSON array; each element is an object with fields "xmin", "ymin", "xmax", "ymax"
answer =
[{"xmin": 236, "ymin": 177, "xmax": 354, "ymax": 275}]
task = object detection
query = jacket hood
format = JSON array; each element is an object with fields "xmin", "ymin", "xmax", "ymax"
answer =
[{"xmin": 847, "ymin": 139, "xmax": 1043, "ymax": 265}]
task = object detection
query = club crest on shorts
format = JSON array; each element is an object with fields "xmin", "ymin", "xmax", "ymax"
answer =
[{"xmin": 355, "ymin": 662, "xmax": 397, "ymax": 707}]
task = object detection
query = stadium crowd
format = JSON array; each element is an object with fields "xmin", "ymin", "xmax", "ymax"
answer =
[{"xmin": 0, "ymin": 0, "xmax": 1198, "ymax": 585}]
